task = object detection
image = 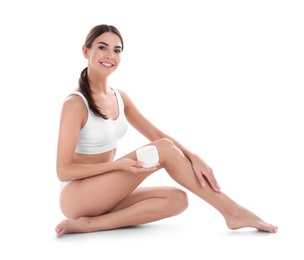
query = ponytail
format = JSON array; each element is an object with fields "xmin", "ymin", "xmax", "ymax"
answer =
[{"xmin": 78, "ymin": 67, "xmax": 108, "ymax": 119}]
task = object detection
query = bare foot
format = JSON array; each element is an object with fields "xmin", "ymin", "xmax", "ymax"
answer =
[
  {"xmin": 225, "ymin": 207, "xmax": 278, "ymax": 233},
  {"xmin": 55, "ymin": 217, "xmax": 91, "ymax": 238}
]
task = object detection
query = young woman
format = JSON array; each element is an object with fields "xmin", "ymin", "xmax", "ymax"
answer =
[{"xmin": 55, "ymin": 24, "xmax": 277, "ymax": 238}]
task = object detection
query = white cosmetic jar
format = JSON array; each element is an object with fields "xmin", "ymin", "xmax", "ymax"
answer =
[{"xmin": 136, "ymin": 145, "xmax": 159, "ymax": 168}]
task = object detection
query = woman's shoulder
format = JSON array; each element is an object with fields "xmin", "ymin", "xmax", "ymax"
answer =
[
  {"xmin": 114, "ymin": 88, "xmax": 130, "ymax": 101},
  {"xmin": 63, "ymin": 91, "xmax": 87, "ymax": 112},
  {"xmin": 116, "ymin": 88, "xmax": 133, "ymax": 107}
]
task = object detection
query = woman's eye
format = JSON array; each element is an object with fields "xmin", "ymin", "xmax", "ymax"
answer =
[
  {"xmin": 114, "ymin": 49, "xmax": 121, "ymax": 54},
  {"xmin": 98, "ymin": 46, "xmax": 106, "ymax": 50}
]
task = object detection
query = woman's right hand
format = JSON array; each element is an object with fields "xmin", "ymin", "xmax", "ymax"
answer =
[{"xmin": 115, "ymin": 158, "xmax": 158, "ymax": 174}]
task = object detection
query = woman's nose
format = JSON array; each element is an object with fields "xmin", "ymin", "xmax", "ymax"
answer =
[{"xmin": 106, "ymin": 51, "xmax": 114, "ymax": 59}]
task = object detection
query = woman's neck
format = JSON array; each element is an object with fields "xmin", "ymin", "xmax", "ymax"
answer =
[{"xmin": 87, "ymin": 70, "xmax": 109, "ymax": 94}]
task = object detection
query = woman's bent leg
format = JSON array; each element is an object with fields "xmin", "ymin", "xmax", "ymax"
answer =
[{"xmin": 56, "ymin": 186, "xmax": 188, "ymax": 238}]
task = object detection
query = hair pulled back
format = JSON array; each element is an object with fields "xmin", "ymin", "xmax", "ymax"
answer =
[{"xmin": 78, "ymin": 24, "xmax": 124, "ymax": 119}]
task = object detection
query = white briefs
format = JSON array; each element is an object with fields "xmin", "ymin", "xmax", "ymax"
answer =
[{"xmin": 59, "ymin": 181, "xmax": 72, "ymax": 193}]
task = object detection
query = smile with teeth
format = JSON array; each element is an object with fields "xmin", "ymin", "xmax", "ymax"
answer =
[{"xmin": 101, "ymin": 62, "xmax": 113, "ymax": 67}]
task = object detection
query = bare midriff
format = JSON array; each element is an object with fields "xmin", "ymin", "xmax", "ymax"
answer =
[{"xmin": 73, "ymin": 149, "xmax": 117, "ymax": 164}]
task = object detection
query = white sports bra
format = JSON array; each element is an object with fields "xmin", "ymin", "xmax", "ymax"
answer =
[{"xmin": 70, "ymin": 88, "xmax": 128, "ymax": 154}]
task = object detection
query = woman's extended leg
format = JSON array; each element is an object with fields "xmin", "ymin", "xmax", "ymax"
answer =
[{"xmin": 154, "ymin": 138, "xmax": 278, "ymax": 233}]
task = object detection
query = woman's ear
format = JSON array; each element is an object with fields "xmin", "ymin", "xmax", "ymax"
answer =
[{"xmin": 82, "ymin": 45, "xmax": 89, "ymax": 59}]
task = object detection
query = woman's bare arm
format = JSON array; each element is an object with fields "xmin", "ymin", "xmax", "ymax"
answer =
[{"xmin": 121, "ymin": 89, "xmax": 220, "ymax": 191}]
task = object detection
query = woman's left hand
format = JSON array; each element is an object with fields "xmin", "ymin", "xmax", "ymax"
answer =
[{"xmin": 190, "ymin": 154, "xmax": 221, "ymax": 193}]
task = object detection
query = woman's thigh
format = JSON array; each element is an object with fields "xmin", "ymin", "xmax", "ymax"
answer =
[{"xmin": 60, "ymin": 168, "xmax": 155, "ymax": 219}]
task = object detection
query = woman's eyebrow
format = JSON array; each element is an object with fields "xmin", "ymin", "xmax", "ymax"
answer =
[
  {"xmin": 97, "ymin": 41, "xmax": 109, "ymax": 46},
  {"xmin": 97, "ymin": 41, "xmax": 122, "ymax": 49}
]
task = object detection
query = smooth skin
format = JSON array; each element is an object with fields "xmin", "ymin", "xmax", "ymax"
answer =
[{"xmin": 55, "ymin": 32, "xmax": 277, "ymax": 238}]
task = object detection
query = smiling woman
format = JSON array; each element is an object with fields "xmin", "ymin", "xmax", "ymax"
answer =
[
  {"xmin": 55, "ymin": 24, "xmax": 278, "ymax": 238},
  {"xmin": 78, "ymin": 25, "xmax": 123, "ymax": 120}
]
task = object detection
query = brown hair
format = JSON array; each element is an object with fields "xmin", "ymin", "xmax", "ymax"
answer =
[{"xmin": 78, "ymin": 24, "xmax": 124, "ymax": 119}]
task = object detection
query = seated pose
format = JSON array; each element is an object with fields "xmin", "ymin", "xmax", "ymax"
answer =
[{"xmin": 55, "ymin": 24, "xmax": 278, "ymax": 238}]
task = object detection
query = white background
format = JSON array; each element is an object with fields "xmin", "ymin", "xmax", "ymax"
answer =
[{"xmin": 1, "ymin": 0, "xmax": 303, "ymax": 259}]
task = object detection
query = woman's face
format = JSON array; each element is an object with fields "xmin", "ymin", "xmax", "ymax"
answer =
[{"xmin": 83, "ymin": 32, "xmax": 123, "ymax": 77}]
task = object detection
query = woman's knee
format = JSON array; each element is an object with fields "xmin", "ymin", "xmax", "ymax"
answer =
[
  {"xmin": 154, "ymin": 138, "xmax": 179, "ymax": 162},
  {"xmin": 165, "ymin": 187, "xmax": 188, "ymax": 216},
  {"xmin": 154, "ymin": 138, "xmax": 175, "ymax": 149}
]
